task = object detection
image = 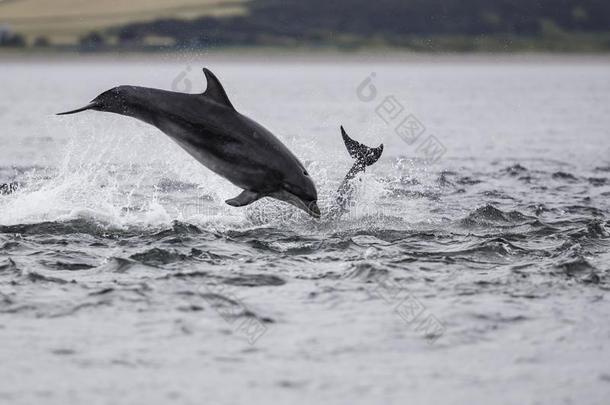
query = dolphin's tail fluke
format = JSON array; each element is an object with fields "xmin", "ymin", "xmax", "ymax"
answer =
[
  {"xmin": 334, "ymin": 126, "xmax": 384, "ymax": 214},
  {"xmin": 341, "ymin": 126, "xmax": 383, "ymax": 169}
]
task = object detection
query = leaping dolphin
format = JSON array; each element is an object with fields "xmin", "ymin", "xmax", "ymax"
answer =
[
  {"xmin": 58, "ymin": 68, "xmax": 382, "ymax": 218},
  {"xmin": 58, "ymin": 68, "xmax": 320, "ymax": 217}
]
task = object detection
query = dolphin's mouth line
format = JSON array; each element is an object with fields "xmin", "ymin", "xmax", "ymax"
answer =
[
  {"xmin": 300, "ymin": 199, "xmax": 321, "ymax": 219},
  {"xmin": 285, "ymin": 193, "xmax": 320, "ymax": 219},
  {"xmin": 271, "ymin": 189, "xmax": 320, "ymax": 219}
]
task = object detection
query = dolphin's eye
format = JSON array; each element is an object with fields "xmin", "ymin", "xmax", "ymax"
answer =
[{"xmin": 303, "ymin": 170, "xmax": 308, "ymax": 176}]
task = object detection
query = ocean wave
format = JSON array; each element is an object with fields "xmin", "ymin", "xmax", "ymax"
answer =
[{"xmin": 459, "ymin": 204, "xmax": 537, "ymax": 228}]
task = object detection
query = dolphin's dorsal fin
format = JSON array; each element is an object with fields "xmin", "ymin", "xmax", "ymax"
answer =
[{"xmin": 202, "ymin": 68, "xmax": 235, "ymax": 110}]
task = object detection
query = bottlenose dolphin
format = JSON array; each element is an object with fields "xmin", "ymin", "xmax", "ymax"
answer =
[
  {"xmin": 58, "ymin": 68, "xmax": 383, "ymax": 218},
  {"xmin": 58, "ymin": 68, "xmax": 321, "ymax": 217}
]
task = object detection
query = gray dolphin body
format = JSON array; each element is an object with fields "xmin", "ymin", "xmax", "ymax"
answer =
[{"xmin": 59, "ymin": 68, "xmax": 321, "ymax": 217}]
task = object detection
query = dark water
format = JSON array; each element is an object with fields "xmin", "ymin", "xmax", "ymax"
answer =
[
  {"xmin": 2, "ymin": 158, "xmax": 608, "ymax": 301},
  {"xmin": 0, "ymin": 58, "xmax": 609, "ymax": 404}
]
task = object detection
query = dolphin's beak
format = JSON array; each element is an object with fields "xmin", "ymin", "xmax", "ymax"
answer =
[
  {"xmin": 290, "ymin": 198, "xmax": 321, "ymax": 219},
  {"xmin": 56, "ymin": 102, "xmax": 98, "ymax": 116},
  {"xmin": 293, "ymin": 197, "xmax": 320, "ymax": 219},
  {"xmin": 271, "ymin": 189, "xmax": 321, "ymax": 219}
]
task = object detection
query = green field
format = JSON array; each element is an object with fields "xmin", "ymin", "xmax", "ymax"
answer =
[{"xmin": 0, "ymin": 0, "xmax": 245, "ymax": 44}]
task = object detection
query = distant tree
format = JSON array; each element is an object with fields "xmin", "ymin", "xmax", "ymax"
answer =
[
  {"xmin": 79, "ymin": 32, "xmax": 106, "ymax": 51},
  {"xmin": 117, "ymin": 28, "xmax": 142, "ymax": 46},
  {"xmin": 0, "ymin": 26, "xmax": 26, "ymax": 47},
  {"xmin": 34, "ymin": 36, "xmax": 51, "ymax": 47},
  {"xmin": 107, "ymin": 0, "xmax": 610, "ymax": 49}
]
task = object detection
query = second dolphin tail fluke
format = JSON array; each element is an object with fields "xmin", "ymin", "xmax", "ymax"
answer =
[
  {"xmin": 341, "ymin": 126, "xmax": 383, "ymax": 170},
  {"xmin": 334, "ymin": 126, "xmax": 384, "ymax": 214}
]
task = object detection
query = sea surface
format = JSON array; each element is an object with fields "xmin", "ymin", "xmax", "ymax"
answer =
[{"xmin": 0, "ymin": 55, "xmax": 609, "ymax": 404}]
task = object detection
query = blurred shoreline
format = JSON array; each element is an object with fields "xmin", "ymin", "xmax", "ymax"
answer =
[
  {"xmin": 2, "ymin": 48, "xmax": 610, "ymax": 64},
  {"xmin": 3, "ymin": 1, "xmax": 609, "ymax": 56}
]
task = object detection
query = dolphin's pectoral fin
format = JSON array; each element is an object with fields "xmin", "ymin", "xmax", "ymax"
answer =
[
  {"xmin": 225, "ymin": 190, "xmax": 261, "ymax": 207},
  {"xmin": 202, "ymin": 68, "xmax": 235, "ymax": 110}
]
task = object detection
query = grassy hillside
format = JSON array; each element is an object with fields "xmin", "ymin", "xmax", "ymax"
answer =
[
  {"xmin": 107, "ymin": 0, "xmax": 610, "ymax": 52},
  {"xmin": 0, "ymin": 0, "xmax": 245, "ymax": 44},
  {"xmin": 1, "ymin": 0, "xmax": 608, "ymax": 52}
]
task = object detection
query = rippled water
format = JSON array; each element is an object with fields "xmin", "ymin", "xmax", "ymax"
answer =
[{"xmin": 1, "ymin": 56, "xmax": 609, "ymax": 404}]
